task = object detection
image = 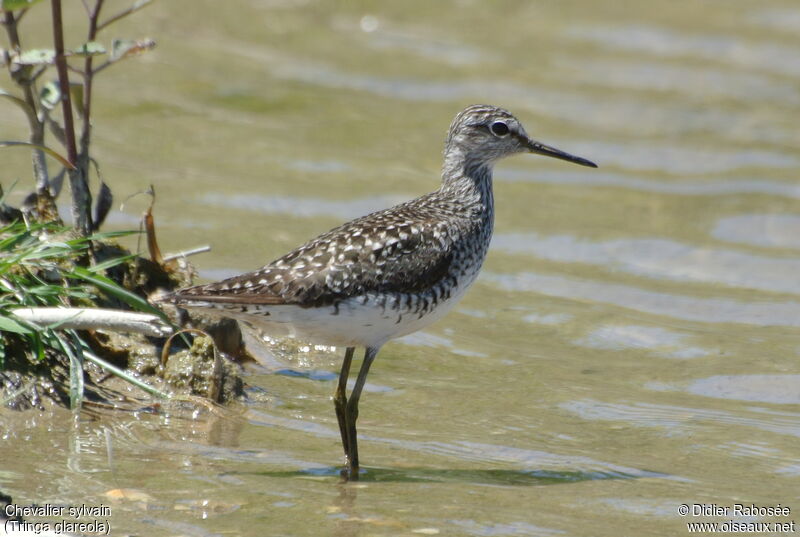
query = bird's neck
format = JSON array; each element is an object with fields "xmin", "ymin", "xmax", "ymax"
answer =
[{"xmin": 440, "ymin": 147, "xmax": 494, "ymax": 212}]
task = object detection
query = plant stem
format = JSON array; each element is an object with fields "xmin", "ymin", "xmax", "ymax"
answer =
[
  {"xmin": 51, "ymin": 0, "xmax": 93, "ymax": 235},
  {"xmin": 78, "ymin": 0, "xmax": 103, "ymax": 207},
  {"xmin": 3, "ymin": 11, "xmax": 50, "ymax": 195}
]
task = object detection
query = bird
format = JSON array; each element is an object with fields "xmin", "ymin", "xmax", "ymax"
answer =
[{"xmin": 158, "ymin": 104, "xmax": 597, "ymax": 480}]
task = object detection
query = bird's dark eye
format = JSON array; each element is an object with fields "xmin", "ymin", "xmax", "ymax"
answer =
[{"xmin": 490, "ymin": 121, "xmax": 509, "ymax": 136}]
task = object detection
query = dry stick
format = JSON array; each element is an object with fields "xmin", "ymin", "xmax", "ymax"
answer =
[
  {"xmin": 162, "ymin": 245, "xmax": 211, "ymax": 262},
  {"xmin": 51, "ymin": 0, "xmax": 92, "ymax": 235},
  {"xmin": 12, "ymin": 307, "xmax": 173, "ymax": 337}
]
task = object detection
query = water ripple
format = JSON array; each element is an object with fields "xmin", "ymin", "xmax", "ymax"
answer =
[
  {"xmin": 451, "ymin": 519, "xmax": 565, "ymax": 536},
  {"xmin": 492, "ymin": 233, "xmax": 800, "ymax": 295},
  {"xmin": 687, "ymin": 375, "xmax": 800, "ymax": 404},
  {"xmin": 747, "ymin": 7, "xmax": 800, "ymax": 34},
  {"xmin": 498, "ymin": 169, "xmax": 800, "ymax": 198},
  {"xmin": 421, "ymin": 440, "xmax": 674, "ymax": 481},
  {"xmin": 549, "ymin": 140, "xmax": 798, "ymax": 174},
  {"xmin": 337, "ymin": 17, "xmax": 493, "ymax": 67},
  {"xmin": 202, "ymin": 193, "xmax": 407, "ymax": 220},
  {"xmin": 567, "ymin": 24, "xmax": 800, "ymax": 77},
  {"xmin": 557, "ymin": 56, "xmax": 800, "ymax": 105},
  {"xmin": 246, "ymin": 411, "xmax": 672, "ymax": 481},
  {"xmin": 575, "ymin": 324, "xmax": 710, "ymax": 359},
  {"xmin": 220, "ymin": 41, "xmax": 790, "ymax": 140},
  {"xmin": 397, "ymin": 331, "xmax": 487, "ymax": 357},
  {"xmin": 562, "ymin": 399, "xmax": 800, "ymax": 438},
  {"xmin": 485, "ymin": 271, "xmax": 800, "ymax": 327},
  {"xmin": 712, "ymin": 214, "xmax": 800, "ymax": 250}
]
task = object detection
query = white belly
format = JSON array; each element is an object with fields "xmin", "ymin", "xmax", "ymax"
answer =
[{"xmin": 184, "ymin": 276, "xmax": 476, "ymax": 349}]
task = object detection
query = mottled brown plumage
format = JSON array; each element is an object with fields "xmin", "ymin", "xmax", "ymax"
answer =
[{"xmin": 172, "ymin": 192, "xmax": 463, "ymax": 307}]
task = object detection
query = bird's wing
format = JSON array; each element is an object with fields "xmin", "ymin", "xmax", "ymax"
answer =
[{"xmin": 167, "ymin": 194, "xmax": 461, "ymax": 308}]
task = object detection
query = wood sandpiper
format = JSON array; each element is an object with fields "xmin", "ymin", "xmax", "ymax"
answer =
[{"xmin": 160, "ymin": 104, "xmax": 597, "ymax": 480}]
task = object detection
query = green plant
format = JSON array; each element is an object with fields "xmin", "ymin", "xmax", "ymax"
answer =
[
  {"xmin": 1, "ymin": 0, "xmax": 155, "ymax": 234},
  {"xmin": 0, "ymin": 219, "xmax": 168, "ymax": 406}
]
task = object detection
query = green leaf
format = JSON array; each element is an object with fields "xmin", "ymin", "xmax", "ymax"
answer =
[
  {"xmin": 1, "ymin": 0, "xmax": 45, "ymax": 10},
  {"xmin": 67, "ymin": 266, "xmax": 166, "ymax": 319},
  {"xmin": 88, "ymin": 253, "xmax": 136, "ymax": 273},
  {"xmin": 87, "ymin": 229, "xmax": 139, "ymax": 241},
  {"xmin": 26, "ymin": 284, "xmax": 88, "ymax": 298},
  {"xmin": 0, "ymin": 314, "xmax": 34, "ymax": 335},
  {"xmin": 0, "ymin": 89, "xmax": 34, "ymax": 117},
  {"xmin": 39, "ymin": 80, "xmax": 60, "ymax": 110},
  {"xmin": 0, "ymin": 141, "xmax": 75, "ymax": 169},
  {"xmin": 29, "ymin": 330, "xmax": 44, "ymax": 361},
  {"xmin": 56, "ymin": 332, "xmax": 84, "ymax": 410},
  {"xmin": 73, "ymin": 41, "xmax": 106, "ymax": 57},
  {"xmin": 68, "ymin": 82, "xmax": 85, "ymax": 118},
  {"xmin": 15, "ymin": 49, "xmax": 55, "ymax": 66},
  {"xmin": 81, "ymin": 346, "xmax": 169, "ymax": 399}
]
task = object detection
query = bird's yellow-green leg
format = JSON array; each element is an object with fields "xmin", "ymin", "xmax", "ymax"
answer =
[
  {"xmin": 334, "ymin": 347, "xmax": 355, "ymax": 474},
  {"xmin": 343, "ymin": 346, "xmax": 380, "ymax": 480}
]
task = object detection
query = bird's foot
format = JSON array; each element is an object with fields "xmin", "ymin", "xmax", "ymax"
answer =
[{"xmin": 339, "ymin": 458, "xmax": 360, "ymax": 482}]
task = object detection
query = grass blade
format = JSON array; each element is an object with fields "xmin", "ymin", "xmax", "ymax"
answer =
[
  {"xmin": 89, "ymin": 253, "xmax": 136, "ymax": 273},
  {"xmin": 68, "ymin": 265, "xmax": 165, "ymax": 318},
  {"xmin": 81, "ymin": 348, "xmax": 169, "ymax": 399},
  {"xmin": 55, "ymin": 332, "xmax": 84, "ymax": 410},
  {"xmin": 0, "ymin": 314, "xmax": 34, "ymax": 334},
  {"xmin": 0, "ymin": 141, "xmax": 75, "ymax": 169}
]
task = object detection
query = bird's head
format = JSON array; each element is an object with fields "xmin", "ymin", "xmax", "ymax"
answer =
[{"xmin": 445, "ymin": 104, "xmax": 597, "ymax": 168}]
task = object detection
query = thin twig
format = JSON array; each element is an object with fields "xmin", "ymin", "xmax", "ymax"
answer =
[
  {"xmin": 97, "ymin": 0, "xmax": 152, "ymax": 32},
  {"xmin": 15, "ymin": 8, "xmax": 29, "ymax": 24},
  {"xmin": 91, "ymin": 59, "xmax": 112, "ymax": 75},
  {"xmin": 162, "ymin": 245, "xmax": 211, "ymax": 262},
  {"xmin": 29, "ymin": 65, "xmax": 49, "ymax": 83},
  {"xmin": 66, "ymin": 64, "xmax": 85, "ymax": 76}
]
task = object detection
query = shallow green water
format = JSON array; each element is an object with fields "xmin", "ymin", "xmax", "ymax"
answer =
[{"xmin": 2, "ymin": 0, "xmax": 799, "ymax": 535}]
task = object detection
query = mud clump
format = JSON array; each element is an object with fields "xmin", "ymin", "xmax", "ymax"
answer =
[{"xmin": 162, "ymin": 335, "xmax": 244, "ymax": 403}]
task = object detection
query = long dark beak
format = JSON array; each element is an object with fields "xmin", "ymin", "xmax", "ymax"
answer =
[{"xmin": 527, "ymin": 139, "xmax": 597, "ymax": 168}]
